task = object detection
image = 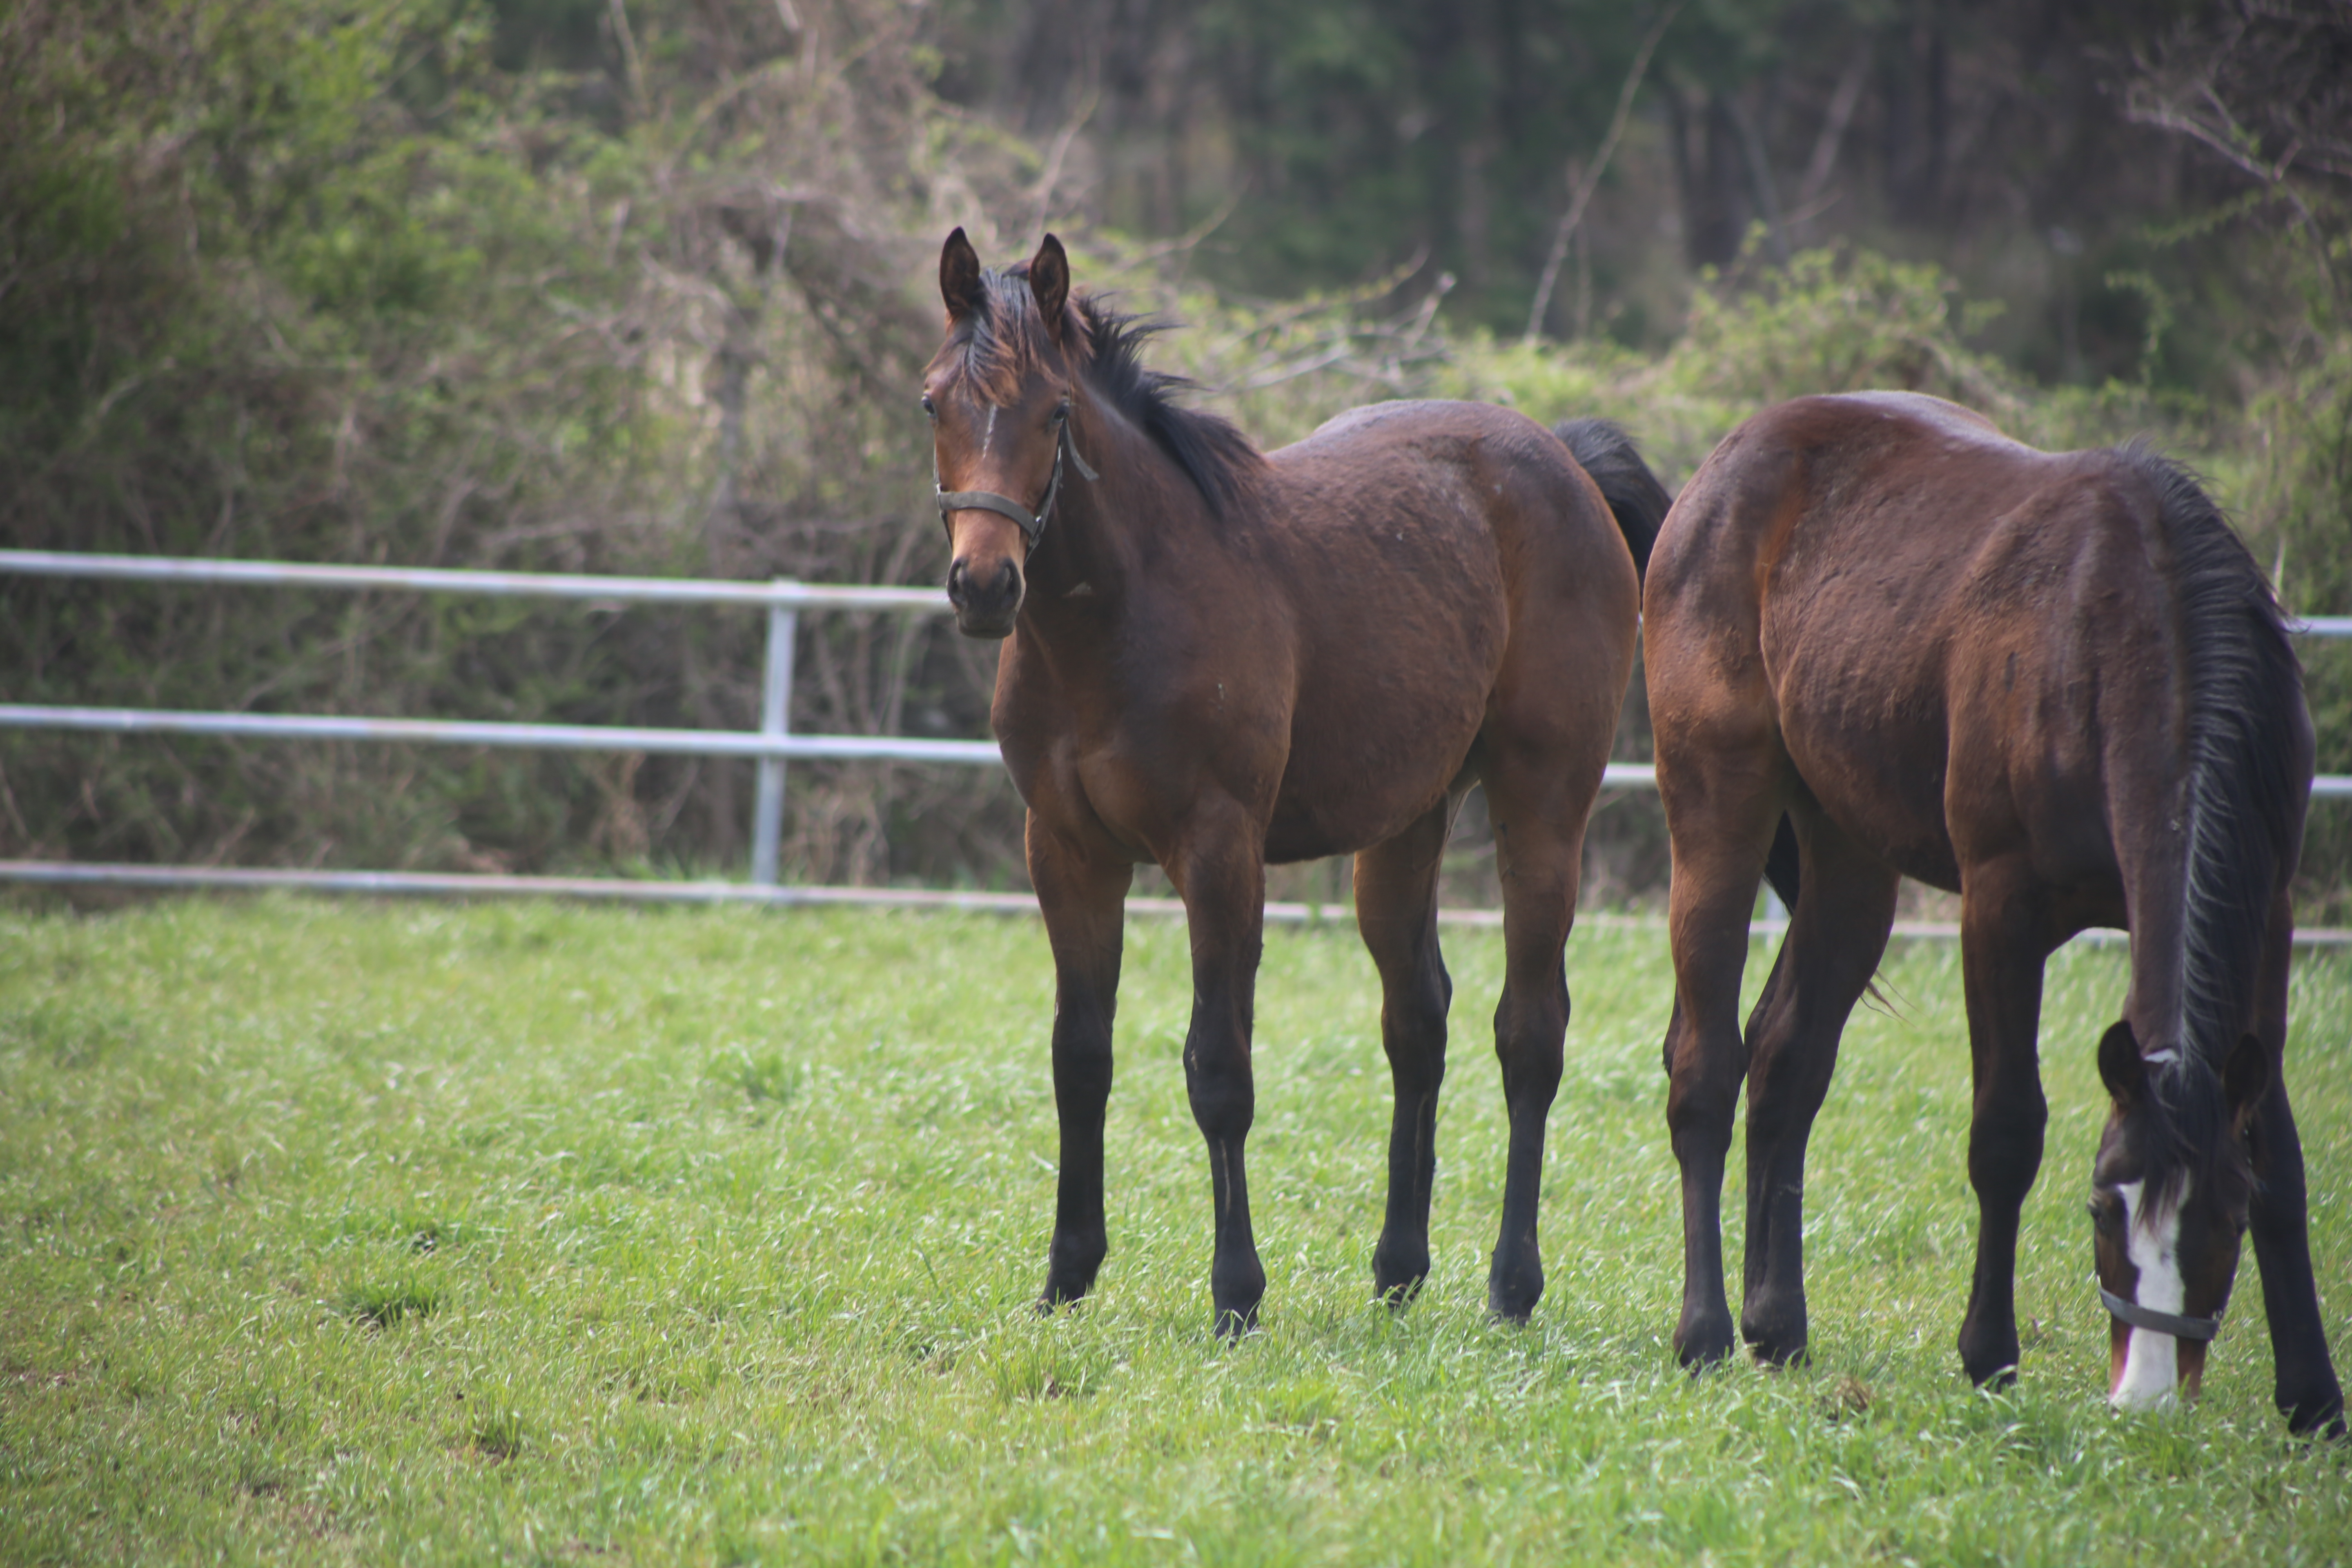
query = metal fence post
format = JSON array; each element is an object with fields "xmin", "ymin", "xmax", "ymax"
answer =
[{"xmin": 750, "ymin": 581, "xmax": 799, "ymax": 887}]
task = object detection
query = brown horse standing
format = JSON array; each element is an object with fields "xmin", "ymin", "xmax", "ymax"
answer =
[
  {"xmin": 922, "ymin": 229, "xmax": 1660, "ymax": 1333},
  {"xmin": 1645, "ymin": 390, "xmax": 2343, "ymax": 1433}
]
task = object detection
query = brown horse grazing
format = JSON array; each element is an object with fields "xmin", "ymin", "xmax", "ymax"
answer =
[
  {"xmin": 1644, "ymin": 390, "xmax": 2344, "ymax": 1434},
  {"xmin": 922, "ymin": 229, "xmax": 1661, "ymax": 1334}
]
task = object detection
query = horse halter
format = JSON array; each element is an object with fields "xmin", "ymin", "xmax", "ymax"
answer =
[
  {"xmin": 2098, "ymin": 1283, "xmax": 2224, "ymax": 1342},
  {"xmin": 933, "ymin": 410, "xmax": 1098, "ymax": 550}
]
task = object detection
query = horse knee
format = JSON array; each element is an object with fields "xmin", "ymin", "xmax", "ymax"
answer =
[
  {"xmin": 1493, "ymin": 977, "xmax": 1566, "ymax": 1095},
  {"xmin": 1185, "ymin": 1074, "xmax": 1254, "ymax": 1140},
  {"xmin": 1382, "ymin": 970, "xmax": 1450, "ymax": 1076},
  {"xmin": 1668, "ymin": 1047, "xmax": 1740, "ymax": 1113},
  {"xmin": 1966, "ymin": 1098, "xmax": 2046, "ymax": 1200},
  {"xmin": 1051, "ymin": 1036, "xmax": 1114, "ymax": 1107},
  {"xmin": 1744, "ymin": 1055, "xmax": 1834, "ymax": 1152}
]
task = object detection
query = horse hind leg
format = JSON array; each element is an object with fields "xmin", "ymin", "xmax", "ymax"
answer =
[
  {"xmin": 1478, "ymin": 751, "xmax": 1601, "ymax": 1323},
  {"xmin": 1657, "ymin": 757, "xmax": 1785, "ymax": 1366},
  {"xmin": 1737, "ymin": 809, "xmax": 1898, "ymax": 1365},
  {"xmin": 1354, "ymin": 801, "xmax": 1458, "ymax": 1306}
]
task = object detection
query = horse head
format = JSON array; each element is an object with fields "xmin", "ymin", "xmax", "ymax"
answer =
[
  {"xmin": 923, "ymin": 227, "xmax": 1087, "ymax": 639},
  {"xmin": 2089, "ymin": 1019, "xmax": 2269, "ymax": 1410}
]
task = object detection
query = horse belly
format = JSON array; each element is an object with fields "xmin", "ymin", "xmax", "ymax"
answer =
[
  {"xmin": 1774, "ymin": 656, "xmax": 1965, "ymax": 890},
  {"xmin": 1262, "ymin": 629, "xmax": 1499, "ymax": 862},
  {"xmin": 1263, "ymin": 713, "xmax": 1484, "ymax": 863}
]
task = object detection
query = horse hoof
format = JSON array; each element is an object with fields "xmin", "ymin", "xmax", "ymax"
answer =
[
  {"xmin": 2283, "ymin": 1389, "xmax": 2347, "ymax": 1440},
  {"xmin": 1959, "ymin": 1339, "xmax": 2022, "ymax": 1388},
  {"xmin": 1371, "ymin": 1244, "xmax": 1430, "ymax": 1307},
  {"xmin": 1486, "ymin": 1258, "xmax": 1544, "ymax": 1323},
  {"xmin": 1037, "ymin": 1278, "xmax": 1091, "ymax": 1314},
  {"xmin": 1739, "ymin": 1304, "xmax": 1809, "ymax": 1367},
  {"xmin": 1675, "ymin": 1311, "xmax": 1736, "ymax": 1370},
  {"xmin": 1486, "ymin": 1286, "xmax": 1539, "ymax": 1325},
  {"xmin": 1213, "ymin": 1304, "xmax": 1261, "ymax": 1339}
]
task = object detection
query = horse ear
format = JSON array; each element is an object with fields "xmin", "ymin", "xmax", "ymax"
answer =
[
  {"xmin": 940, "ymin": 227, "xmax": 984, "ymax": 323},
  {"xmin": 1029, "ymin": 233, "xmax": 1070, "ymax": 345},
  {"xmin": 2223, "ymin": 1032, "xmax": 2271, "ymax": 1127},
  {"xmin": 2097, "ymin": 1020, "xmax": 2144, "ymax": 1106}
]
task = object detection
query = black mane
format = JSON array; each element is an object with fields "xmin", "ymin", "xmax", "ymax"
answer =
[
  {"xmin": 1072, "ymin": 296, "xmax": 1264, "ymax": 519},
  {"xmin": 951, "ymin": 263, "xmax": 1263, "ymax": 521},
  {"xmin": 2129, "ymin": 443, "xmax": 2304, "ymax": 1200}
]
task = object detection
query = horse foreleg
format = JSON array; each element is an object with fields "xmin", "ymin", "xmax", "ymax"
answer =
[
  {"xmin": 1029, "ymin": 820, "xmax": 1134, "ymax": 1312},
  {"xmin": 1955, "ymin": 860, "xmax": 2054, "ymax": 1387},
  {"xmin": 1169, "ymin": 820, "xmax": 1269, "ymax": 1336},
  {"xmin": 1738, "ymin": 813, "xmax": 1898, "ymax": 1365},
  {"xmin": 2245, "ymin": 893, "xmax": 2346, "ymax": 1436},
  {"xmin": 1354, "ymin": 804, "xmax": 1456, "ymax": 1306},
  {"xmin": 2247, "ymin": 1080, "xmax": 2347, "ymax": 1435}
]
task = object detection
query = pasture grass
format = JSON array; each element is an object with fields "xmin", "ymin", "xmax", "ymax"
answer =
[{"xmin": 1, "ymin": 895, "xmax": 2347, "ymax": 1565}]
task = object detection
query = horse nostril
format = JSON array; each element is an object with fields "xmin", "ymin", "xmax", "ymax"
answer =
[
  {"xmin": 947, "ymin": 558, "xmax": 970, "ymax": 605},
  {"xmin": 996, "ymin": 560, "xmax": 1020, "ymax": 600}
]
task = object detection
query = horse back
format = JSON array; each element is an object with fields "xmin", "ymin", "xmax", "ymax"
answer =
[
  {"xmin": 1249, "ymin": 400, "xmax": 1639, "ymax": 858},
  {"xmin": 1647, "ymin": 392, "xmax": 2199, "ymax": 896}
]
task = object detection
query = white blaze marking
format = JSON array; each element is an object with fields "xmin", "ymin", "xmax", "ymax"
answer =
[
  {"xmin": 981, "ymin": 406, "xmax": 998, "ymax": 458},
  {"xmin": 2110, "ymin": 1176, "xmax": 2187, "ymax": 1412}
]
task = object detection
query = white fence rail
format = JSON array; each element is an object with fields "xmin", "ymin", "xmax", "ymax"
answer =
[{"xmin": 0, "ymin": 550, "xmax": 2346, "ymax": 918}]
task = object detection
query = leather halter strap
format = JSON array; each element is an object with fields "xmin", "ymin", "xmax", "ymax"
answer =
[
  {"xmin": 933, "ymin": 417, "xmax": 1098, "ymax": 549},
  {"xmin": 2099, "ymin": 1284, "xmax": 2224, "ymax": 1342}
]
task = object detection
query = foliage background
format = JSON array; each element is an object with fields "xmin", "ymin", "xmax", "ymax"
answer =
[{"xmin": 2, "ymin": 0, "xmax": 2348, "ymax": 911}]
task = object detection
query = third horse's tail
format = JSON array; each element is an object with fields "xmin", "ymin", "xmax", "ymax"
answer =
[{"xmin": 1554, "ymin": 416, "xmax": 1672, "ymax": 584}]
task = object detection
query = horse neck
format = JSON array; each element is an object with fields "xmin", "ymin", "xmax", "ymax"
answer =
[
  {"xmin": 1018, "ymin": 403, "xmax": 1216, "ymax": 635},
  {"xmin": 2115, "ymin": 531, "xmax": 2302, "ymax": 1078}
]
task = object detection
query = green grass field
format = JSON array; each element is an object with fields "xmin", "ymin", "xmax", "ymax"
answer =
[{"xmin": 2, "ymin": 895, "xmax": 2346, "ymax": 1565}]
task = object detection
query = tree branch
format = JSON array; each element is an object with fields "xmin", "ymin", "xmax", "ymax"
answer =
[{"xmin": 1523, "ymin": 1, "xmax": 1682, "ymax": 346}]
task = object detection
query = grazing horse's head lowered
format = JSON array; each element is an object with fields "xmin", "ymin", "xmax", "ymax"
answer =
[
  {"xmin": 924, "ymin": 227, "xmax": 1090, "ymax": 638},
  {"xmin": 2090, "ymin": 1020, "xmax": 2268, "ymax": 1410}
]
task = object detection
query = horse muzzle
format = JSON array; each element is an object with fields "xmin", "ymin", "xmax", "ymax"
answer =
[{"xmin": 947, "ymin": 553, "xmax": 1024, "ymax": 638}]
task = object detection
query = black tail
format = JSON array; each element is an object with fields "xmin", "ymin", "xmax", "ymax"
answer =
[{"xmin": 1554, "ymin": 417, "xmax": 1672, "ymax": 583}]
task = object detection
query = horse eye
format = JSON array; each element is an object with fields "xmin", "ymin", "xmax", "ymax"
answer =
[
  {"xmin": 921, "ymin": 394, "xmax": 937, "ymax": 418},
  {"xmin": 1052, "ymin": 403, "xmax": 1069, "ymax": 424}
]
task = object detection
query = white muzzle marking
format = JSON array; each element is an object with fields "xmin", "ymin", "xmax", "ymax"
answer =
[{"xmin": 2110, "ymin": 1177, "xmax": 2187, "ymax": 1412}]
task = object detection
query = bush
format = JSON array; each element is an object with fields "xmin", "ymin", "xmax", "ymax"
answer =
[{"xmin": 2, "ymin": 7, "xmax": 2345, "ymax": 914}]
